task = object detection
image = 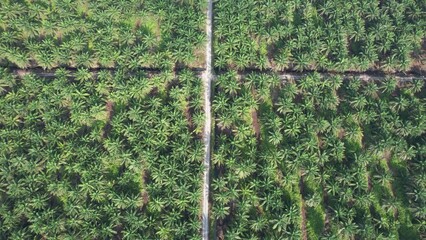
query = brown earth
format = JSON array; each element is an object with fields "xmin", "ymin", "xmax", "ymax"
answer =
[
  {"xmin": 411, "ymin": 38, "xmax": 426, "ymax": 75},
  {"xmin": 184, "ymin": 104, "xmax": 195, "ymax": 133},
  {"xmin": 251, "ymin": 109, "xmax": 261, "ymax": 140},
  {"xmin": 102, "ymin": 100, "xmax": 114, "ymax": 139}
]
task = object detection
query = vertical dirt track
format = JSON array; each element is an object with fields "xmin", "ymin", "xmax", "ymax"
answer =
[{"xmin": 202, "ymin": 0, "xmax": 214, "ymax": 238}]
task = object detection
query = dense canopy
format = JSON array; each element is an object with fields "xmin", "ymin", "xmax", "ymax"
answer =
[
  {"xmin": 0, "ymin": 0, "xmax": 425, "ymax": 239},
  {"xmin": 212, "ymin": 72, "xmax": 425, "ymax": 239},
  {"xmin": 0, "ymin": 0, "xmax": 205, "ymax": 69},
  {"xmin": 0, "ymin": 69, "xmax": 205, "ymax": 239},
  {"xmin": 214, "ymin": 0, "xmax": 425, "ymax": 72}
]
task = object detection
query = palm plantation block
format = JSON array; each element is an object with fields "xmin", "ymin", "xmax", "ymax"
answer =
[
  {"xmin": 211, "ymin": 72, "xmax": 425, "ymax": 239},
  {"xmin": 214, "ymin": 0, "xmax": 425, "ymax": 72},
  {"xmin": 0, "ymin": 0, "xmax": 425, "ymax": 239},
  {"xmin": 0, "ymin": 69, "xmax": 205, "ymax": 239},
  {"xmin": 0, "ymin": 0, "xmax": 205, "ymax": 69}
]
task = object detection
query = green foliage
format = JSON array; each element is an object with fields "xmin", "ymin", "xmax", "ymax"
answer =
[
  {"xmin": 0, "ymin": 68, "xmax": 204, "ymax": 239},
  {"xmin": 1, "ymin": 0, "xmax": 425, "ymax": 238},
  {"xmin": 0, "ymin": 0, "xmax": 206, "ymax": 69},
  {"xmin": 212, "ymin": 72, "xmax": 425, "ymax": 239},
  {"xmin": 214, "ymin": 0, "xmax": 425, "ymax": 71}
]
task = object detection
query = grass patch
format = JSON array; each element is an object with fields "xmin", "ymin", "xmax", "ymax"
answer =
[{"xmin": 307, "ymin": 206, "xmax": 325, "ymax": 239}]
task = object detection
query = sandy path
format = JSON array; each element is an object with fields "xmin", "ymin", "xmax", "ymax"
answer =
[{"xmin": 202, "ymin": 0, "xmax": 214, "ymax": 238}]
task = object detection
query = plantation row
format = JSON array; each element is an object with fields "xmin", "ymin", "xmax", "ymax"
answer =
[
  {"xmin": 211, "ymin": 72, "xmax": 425, "ymax": 239},
  {"xmin": 0, "ymin": 68, "xmax": 424, "ymax": 239},
  {"xmin": 0, "ymin": 69, "xmax": 205, "ymax": 239},
  {"xmin": 0, "ymin": 0, "xmax": 205, "ymax": 69},
  {"xmin": 1, "ymin": 0, "xmax": 425, "ymax": 72}
]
